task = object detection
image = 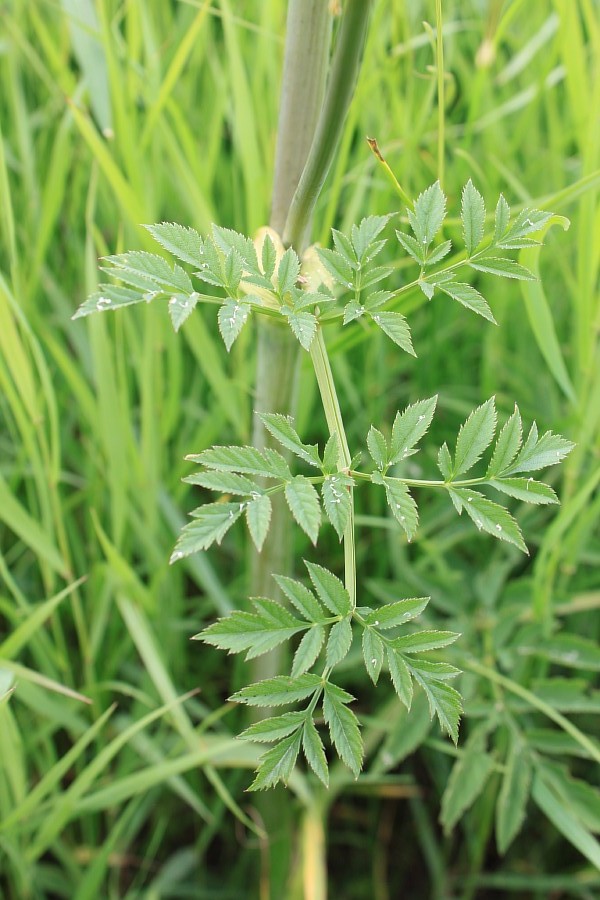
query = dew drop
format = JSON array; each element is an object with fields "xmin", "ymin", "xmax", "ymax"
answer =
[
  {"xmin": 371, "ymin": 658, "xmax": 377, "ymax": 666},
  {"xmin": 169, "ymin": 297, "xmax": 177, "ymax": 305},
  {"xmin": 418, "ymin": 415, "xmax": 425, "ymax": 421},
  {"xmin": 496, "ymin": 524, "xmax": 502, "ymax": 531},
  {"xmin": 374, "ymin": 620, "xmax": 379, "ymax": 626},
  {"xmin": 97, "ymin": 297, "xmax": 111, "ymax": 306}
]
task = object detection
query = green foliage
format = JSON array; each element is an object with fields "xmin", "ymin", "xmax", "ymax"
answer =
[{"xmin": 75, "ymin": 186, "xmax": 576, "ymax": 794}]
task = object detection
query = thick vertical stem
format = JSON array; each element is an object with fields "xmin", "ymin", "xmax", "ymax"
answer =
[{"xmin": 251, "ymin": 0, "xmax": 332, "ymax": 679}]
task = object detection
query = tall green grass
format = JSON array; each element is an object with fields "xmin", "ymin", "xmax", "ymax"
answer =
[{"xmin": 0, "ymin": 1, "xmax": 598, "ymax": 896}]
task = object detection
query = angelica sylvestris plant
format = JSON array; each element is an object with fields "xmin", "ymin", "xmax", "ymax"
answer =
[{"xmin": 74, "ymin": 180, "xmax": 574, "ymax": 790}]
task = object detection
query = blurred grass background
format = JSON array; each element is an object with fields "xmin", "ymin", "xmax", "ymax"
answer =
[{"xmin": 0, "ymin": 0, "xmax": 599, "ymax": 897}]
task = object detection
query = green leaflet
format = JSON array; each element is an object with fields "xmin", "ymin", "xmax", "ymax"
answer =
[
  {"xmin": 322, "ymin": 473, "xmax": 353, "ymax": 540},
  {"xmin": 218, "ymin": 299, "xmax": 250, "ymax": 351},
  {"xmin": 249, "ymin": 729, "xmax": 303, "ymax": 791},
  {"xmin": 323, "ymin": 684, "xmax": 363, "ymax": 778},
  {"xmin": 302, "ymin": 717, "xmax": 329, "ymax": 786},
  {"xmin": 285, "ymin": 477, "xmax": 321, "ymax": 543},
  {"xmin": 326, "ymin": 618, "xmax": 353, "ymax": 668},
  {"xmin": 370, "ymin": 311, "xmax": 415, "ymax": 355},
  {"xmin": 170, "ymin": 502, "xmax": 243, "ymax": 561},
  {"xmin": 461, "ymin": 179, "xmax": 486, "ymax": 257},
  {"xmin": 292, "ymin": 626, "xmax": 326, "ymax": 677},
  {"xmin": 390, "ymin": 396, "xmax": 437, "ymax": 464},
  {"xmin": 453, "ymin": 397, "xmax": 497, "ymax": 476},
  {"xmin": 245, "ymin": 494, "xmax": 272, "ymax": 552},
  {"xmin": 144, "ymin": 221, "xmax": 204, "ymax": 267},
  {"xmin": 306, "ymin": 562, "xmax": 351, "ymax": 617},
  {"xmin": 408, "ymin": 181, "xmax": 446, "ymax": 247},
  {"xmin": 362, "ymin": 628, "xmax": 384, "ymax": 684},
  {"xmin": 260, "ymin": 413, "xmax": 321, "ymax": 467}
]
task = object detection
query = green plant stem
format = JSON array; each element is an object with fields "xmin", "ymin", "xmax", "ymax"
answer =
[
  {"xmin": 251, "ymin": 0, "xmax": 332, "ymax": 680},
  {"xmin": 435, "ymin": 0, "xmax": 445, "ymax": 188},
  {"xmin": 310, "ymin": 327, "xmax": 356, "ymax": 609},
  {"xmin": 283, "ymin": 0, "xmax": 374, "ymax": 249}
]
